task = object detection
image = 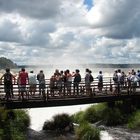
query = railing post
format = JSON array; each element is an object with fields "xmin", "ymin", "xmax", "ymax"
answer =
[
  {"xmin": 64, "ymin": 83, "xmax": 66, "ymax": 97},
  {"xmin": 110, "ymin": 78, "xmax": 112, "ymax": 92},
  {"xmin": 105, "ymin": 84, "xmax": 107, "ymax": 94},
  {"xmin": 46, "ymin": 87, "xmax": 49, "ymax": 101},
  {"xmin": 93, "ymin": 87, "xmax": 95, "ymax": 96}
]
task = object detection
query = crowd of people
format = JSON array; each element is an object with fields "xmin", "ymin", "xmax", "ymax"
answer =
[
  {"xmin": 0, "ymin": 68, "xmax": 46, "ymax": 100},
  {"xmin": 112, "ymin": 69, "xmax": 140, "ymax": 94},
  {"xmin": 0, "ymin": 67, "xmax": 140, "ymax": 101}
]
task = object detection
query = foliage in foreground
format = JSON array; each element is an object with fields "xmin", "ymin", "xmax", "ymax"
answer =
[
  {"xmin": 72, "ymin": 102, "xmax": 131, "ymax": 126},
  {"xmin": 75, "ymin": 122, "xmax": 100, "ymax": 140},
  {"xmin": 127, "ymin": 110, "xmax": 140, "ymax": 129},
  {"xmin": 72, "ymin": 104, "xmax": 106, "ymax": 124},
  {"xmin": 43, "ymin": 113, "xmax": 74, "ymax": 134},
  {"xmin": 102, "ymin": 107, "xmax": 126, "ymax": 126},
  {"xmin": 71, "ymin": 111, "xmax": 85, "ymax": 124},
  {"xmin": 0, "ymin": 107, "xmax": 30, "ymax": 140}
]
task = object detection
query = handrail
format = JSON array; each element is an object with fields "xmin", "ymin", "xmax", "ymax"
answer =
[{"xmin": 0, "ymin": 76, "xmax": 140, "ymax": 102}]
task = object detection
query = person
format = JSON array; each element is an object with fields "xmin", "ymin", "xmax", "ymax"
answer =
[
  {"xmin": 127, "ymin": 71, "xmax": 132, "ymax": 93},
  {"xmin": 120, "ymin": 71, "xmax": 126, "ymax": 88},
  {"xmin": 73, "ymin": 69, "xmax": 81, "ymax": 95},
  {"xmin": 60, "ymin": 70, "xmax": 65, "ymax": 94},
  {"xmin": 130, "ymin": 72, "xmax": 138, "ymax": 93},
  {"xmin": 113, "ymin": 70, "xmax": 118, "ymax": 95},
  {"xmin": 85, "ymin": 68, "xmax": 91, "ymax": 95},
  {"xmin": 66, "ymin": 69, "xmax": 72, "ymax": 95},
  {"xmin": 37, "ymin": 70, "xmax": 46, "ymax": 98},
  {"xmin": 28, "ymin": 71, "xmax": 37, "ymax": 97},
  {"xmin": 18, "ymin": 68, "xmax": 29, "ymax": 100},
  {"xmin": 63, "ymin": 70, "xmax": 68, "ymax": 95},
  {"xmin": 136, "ymin": 70, "xmax": 140, "ymax": 86},
  {"xmin": 0, "ymin": 68, "xmax": 15, "ymax": 101},
  {"xmin": 97, "ymin": 71, "xmax": 103, "ymax": 92},
  {"xmin": 50, "ymin": 74, "xmax": 56, "ymax": 96}
]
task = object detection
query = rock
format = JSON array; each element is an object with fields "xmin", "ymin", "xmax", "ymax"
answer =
[{"xmin": 26, "ymin": 128, "xmax": 76, "ymax": 140}]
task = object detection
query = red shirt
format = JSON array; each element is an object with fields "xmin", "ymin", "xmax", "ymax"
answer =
[{"xmin": 19, "ymin": 71, "xmax": 28, "ymax": 85}]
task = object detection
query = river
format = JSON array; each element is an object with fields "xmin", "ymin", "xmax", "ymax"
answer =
[{"xmin": 28, "ymin": 104, "xmax": 117, "ymax": 140}]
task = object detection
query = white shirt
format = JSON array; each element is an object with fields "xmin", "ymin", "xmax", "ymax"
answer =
[{"xmin": 29, "ymin": 73, "xmax": 37, "ymax": 84}]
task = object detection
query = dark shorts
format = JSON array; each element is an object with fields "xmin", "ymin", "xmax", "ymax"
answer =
[
  {"xmin": 4, "ymin": 83, "xmax": 13, "ymax": 93},
  {"xmin": 39, "ymin": 83, "xmax": 45, "ymax": 89},
  {"xmin": 98, "ymin": 82, "xmax": 103, "ymax": 88}
]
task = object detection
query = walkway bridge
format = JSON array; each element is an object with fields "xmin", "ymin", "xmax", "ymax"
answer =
[{"xmin": 0, "ymin": 77, "xmax": 140, "ymax": 109}]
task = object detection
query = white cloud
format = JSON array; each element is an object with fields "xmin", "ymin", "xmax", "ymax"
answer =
[
  {"xmin": 87, "ymin": 0, "xmax": 140, "ymax": 39},
  {"xmin": 0, "ymin": 0, "xmax": 140, "ymax": 65}
]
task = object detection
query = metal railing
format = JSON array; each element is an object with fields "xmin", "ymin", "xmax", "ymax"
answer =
[{"xmin": 0, "ymin": 77, "xmax": 140, "ymax": 102}]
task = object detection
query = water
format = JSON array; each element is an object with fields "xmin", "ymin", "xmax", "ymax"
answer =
[{"xmin": 28, "ymin": 104, "xmax": 92, "ymax": 131}]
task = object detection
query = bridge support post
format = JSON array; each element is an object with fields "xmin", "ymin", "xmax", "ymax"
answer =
[{"xmin": 110, "ymin": 78, "xmax": 112, "ymax": 92}]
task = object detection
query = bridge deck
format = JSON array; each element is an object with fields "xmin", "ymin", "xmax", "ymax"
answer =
[{"xmin": 0, "ymin": 78, "xmax": 140, "ymax": 109}]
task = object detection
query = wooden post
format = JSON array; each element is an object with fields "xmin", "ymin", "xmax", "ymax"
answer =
[{"xmin": 110, "ymin": 78, "xmax": 112, "ymax": 92}]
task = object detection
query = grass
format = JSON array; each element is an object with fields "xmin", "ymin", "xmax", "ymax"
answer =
[
  {"xmin": 0, "ymin": 107, "xmax": 30, "ymax": 140},
  {"xmin": 127, "ymin": 110, "xmax": 140, "ymax": 129},
  {"xmin": 75, "ymin": 122, "xmax": 100, "ymax": 140}
]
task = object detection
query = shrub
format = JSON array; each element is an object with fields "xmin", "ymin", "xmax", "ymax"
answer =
[
  {"xmin": 103, "ymin": 107, "xmax": 125, "ymax": 126},
  {"xmin": 0, "ymin": 108, "xmax": 30, "ymax": 140},
  {"xmin": 72, "ymin": 104, "xmax": 107, "ymax": 124},
  {"xmin": 76, "ymin": 122, "xmax": 100, "ymax": 140},
  {"xmin": 127, "ymin": 110, "xmax": 140, "ymax": 129},
  {"xmin": 43, "ymin": 113, "xmax": 73, "ymax": 134},
  {"xmin": 14, "ymin": 110, "xmax": 30, "ymax": 131},
  {"xmin": 71, "ymin": 111, "xmax": 85, "ymax": 124},
  {"xmin": 83, "ymin": 104, "xmax": 104, "ymax": 123},
  {"xmin": 43, "ymin": 120, "xmax": 55, "ymax": 131}
]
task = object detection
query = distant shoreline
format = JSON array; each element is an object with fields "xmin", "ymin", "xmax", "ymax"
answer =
[{"xmin": 17, "ymin": 63, "xmax": 140, "ymax": 69}]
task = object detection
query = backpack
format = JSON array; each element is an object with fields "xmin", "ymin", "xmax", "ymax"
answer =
[
  {"xmin": 4, "ymin": 73, "xmax": 12, "ymax": 84},
  {"xmin": 74, "ymin": 74, "xmax": 81, "ymax": 83},
  {"xmin": 113, "ymin": 74, "xmax": 118, "ymax": 82},
  {"xmin": 89, "ymin": 74, "xmax": 94, "ymax": 82}
]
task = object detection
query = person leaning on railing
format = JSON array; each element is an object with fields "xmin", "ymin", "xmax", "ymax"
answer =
[
  {"xmin": 85, "ymin": 68, "xmax": 92, "ymax": 96},
  {"xmin": 18, "ymin": 68, "xmax": 29, "ymax": 100},
  {"xmin": 97, "ymin": 71, "xmax": 103, "ymax": 92},
  {"xmin": 37, "ymin": 70, "xmax": 46, "ymax": 97},
  {"xmin": 28, "ymin": 70, "xmax": 37, "ymax": 97},
  {"xmin": 0, "ymin": 68, "xmax": 16, "ymax": 101},
  {"xmin": 73, "ymin": 69, "xmax": 81, "ymax": 96}
]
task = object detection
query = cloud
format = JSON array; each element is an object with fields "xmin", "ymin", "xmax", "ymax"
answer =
[
  {"xmin": 0, "ymin": 0, "xmax": 140, "ymax": 65},
  {"xmin": 0, "ymin": 19, "xmax": 23, "ymax": 42},
  {"xmin": 0, "ymin": 0, "xmax": 62, "ymax": 19},
  {"xmin": 87, "ymin": 0, "xmax": 140, "ymax": 39}
]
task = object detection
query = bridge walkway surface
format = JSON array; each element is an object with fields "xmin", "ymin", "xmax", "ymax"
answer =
[{"xmin": 0, "ymin": 77, "xmax": 140, "ymax": 109}]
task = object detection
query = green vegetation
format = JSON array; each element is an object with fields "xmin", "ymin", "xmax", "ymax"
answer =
[
  {"xmin": 127, "ymin": 110, "xmax": 140, "ymax": 129},
  {"xmin": 72, "ymin": 100, "xmax": 140, "ymax": 128},
  {"xmin": 102, "ymin": 107, "xmax": 126, "ymax": 126},
  {"xmin": 42, "ymin": 100, "xmax": 140, "ymax": 139},
  {"xmin": 43, "ymin": 113, "xmax": 100, "ymax": 139},
  {"xmin": 72, "ymin": 111, "xmax": 85, "ymax": 124},
  {"xmin": 0, "ymin": 57, "xmax": 17, "ymax": 69},
  {"xmin": 43, "ymin": 113, "xmax": 74, "ymax": 134},
  {"xmin": 72, "ymin": 104, "xmax": 106, "ymax": 124},
  {"xmin": 75, "ymin": 122, "xmax": 100, "ymax": 140},
  {"xmin": 0, "ymin": 107, "xmax": 30, "ymax": 140}
]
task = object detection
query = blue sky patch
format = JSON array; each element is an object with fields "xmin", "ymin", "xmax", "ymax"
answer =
[{"xmin": 84, "ymin": 0, "xmax": 93, "ymax": 10}]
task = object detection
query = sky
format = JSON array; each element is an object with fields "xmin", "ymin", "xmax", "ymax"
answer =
[{"xmin": 0, "ymin": 0, "xmax": 140, "ymax": 65}]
